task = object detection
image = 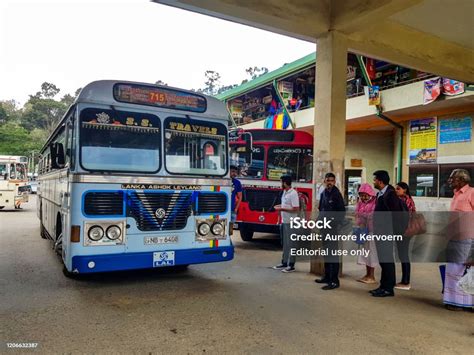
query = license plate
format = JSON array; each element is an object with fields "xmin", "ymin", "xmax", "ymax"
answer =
[
  {"xmin": 144, "ymin": 236, "xmax": 179, "ymax": 245},
  {"xmin": 153, "ymin": 251, "xmax": 175, "ymax": 267}
]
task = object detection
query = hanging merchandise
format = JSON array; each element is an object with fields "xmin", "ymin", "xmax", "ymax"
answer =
[
  {"xmin": 264, "ymin": 116, "xmax": 273, "ymax": 129},
  {"xmin": 271, "ymin": 99, "xmax": 277, "ymax": 110},
  {"xmin": 271, "ymin": 114, "xmax": 277, "ymax": 129},
  {"xmin": 364, "ymin": 86, "xmax": 380, "ymax": 106},
  {"xmin": 262, "ymin": 95, "xmax": 273, "ymax": 104},
  {"xmin": 275, "ymin": 113, "xmax": 284, "ymax": 129},
  {"xmin": 423, "ymin": 77, "xmax": 441, "ymax": 105},
  {"xmin": 366, "ymin": 58, "xmax": 376, "ymax": 80},
  {"xmin": 282, "ymin": 113, "xmax": 290, "ymax": 129},
  {"xmin": 442, "ymin": 78, "xmax": 465, "ymax": 96}
]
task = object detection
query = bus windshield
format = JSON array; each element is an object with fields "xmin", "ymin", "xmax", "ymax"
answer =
[
  {"xmin": 267, "ymin": 147, "xmax": 312, "ymax": 182},
  {"xmin": 230, "ymin": 145, "xmax": 265, "ymax": 179},
  {"xmin": 80, "ymin": 108, "xmax": 161, "ymax": 173},
  {"xmin": 165, "ymin": 117, "xmax": 227, "ymax": 176}
]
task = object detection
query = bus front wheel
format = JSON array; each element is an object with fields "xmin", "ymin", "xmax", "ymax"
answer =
[
  {"xmin": 240, "ymin": 225, "xmax": 254, "ymax": 241},
  {"xmin": 62, "ymin": 266, "xmax": 81, "ymax": 279},
  {"xmin": 40, "ymin": 223, "xmax": 48, "ymax": 239},
  {"xmin": 40, "ymin": 205, "xmax": 47, "ymax": 239}
]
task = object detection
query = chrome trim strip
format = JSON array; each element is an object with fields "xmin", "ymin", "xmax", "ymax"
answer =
[
  {"xmin": 70, "ymin": 174, "xmax": 231, "ymax": 186},
  {"xmin": 38, "ymin": 168, "xmax": 69, "ymax": 181}
]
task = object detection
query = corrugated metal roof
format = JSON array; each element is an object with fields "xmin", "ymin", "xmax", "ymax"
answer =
[{"xmin": 215, "ymin": 52, "xmax": 316, "ymax": 101}]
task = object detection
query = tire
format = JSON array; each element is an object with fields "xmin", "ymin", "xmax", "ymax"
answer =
[
  {"xmin": 40, "ymin": 223, "xmax": 48, "ymax": 239},
  {"xmin": 40, "ymin": 205, "xmax": 48, "ymax": 239},
  {"xmin": 62, "ymin": 266, "xmax": 81, "ymax": 279},
  {"xmin": 54, "ymin": 216, "xmax": 63, "ymax": 255},
  {"xmin": 240, "ymin": 225, "xmax": 254, "ymax": 241}
]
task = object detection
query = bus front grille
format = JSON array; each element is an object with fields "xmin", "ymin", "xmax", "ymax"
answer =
[
  {"xmin": 127, "ymin": 191, "xmax": 192, "ymax": 231},
  {"xmin": 244, "ymin": 188, "xmax": 281, "ymax": 212},
  {"xmin": 196, "ymin": 193, "xmax": 227, "ymax": 214},
  {"xmin": 84, "ymin": 191, "xmax": 124, "ymax": 216}
]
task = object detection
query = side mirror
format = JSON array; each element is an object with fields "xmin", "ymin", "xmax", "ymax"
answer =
[{"xmin": 50, "ymin": 142, "xmax": 65, "ymax": 169}]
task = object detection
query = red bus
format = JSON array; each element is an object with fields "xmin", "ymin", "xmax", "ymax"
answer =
[{"xmin": 229, "ymin": 129, "xmax": 314, "ymax": 241}]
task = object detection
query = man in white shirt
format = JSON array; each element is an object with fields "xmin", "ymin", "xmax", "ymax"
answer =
[{"xmin": 272, "ymin": 175, "xmax": 300, "ymax": 273}]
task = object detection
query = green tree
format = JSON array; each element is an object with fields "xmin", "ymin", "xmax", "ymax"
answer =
[
  {"xmin": 217, "ymin": 84, "xmax": 237, "ymax": 94},
  {"xmin": 245, "ymin": 66, "xmax": 269, "ymax": 80},
  {"xmin": 22, "ymin": 97, "xmax": 66, "ymax": 134},
  {"xmin": 0, "ymin": 100, "xmax": 22, "ymax": 124},
  {"xmin": 0, "ymin": 104, "xmax": 7, "ymax": 124},
  {"xmin": 29, "ymin": 128, "xmax": 49, "ymax": 151},
  {"xmin": 0, "ymin": 123, "xmax": 32, "ymax": 155},
  {"xmin": 33, "ymin": 82, "xmax": 60, "ymax": 99},
  {"xmin": 202, "ymin": 70, "xmax": 221, "ymax": 95},
  {"xmin": 20, "ymin": 82, "xmax": 77, "ymax": 134},
  {"xmin": 60, "ymin": 93, "xmax": 75, "ymax": 107}
]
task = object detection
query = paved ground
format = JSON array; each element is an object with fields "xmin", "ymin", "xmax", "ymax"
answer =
[{"xmin": 0, "ymin": 196, "xmax": 472, "ymax": 354}]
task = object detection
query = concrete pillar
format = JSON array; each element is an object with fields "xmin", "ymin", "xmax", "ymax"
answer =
[{"xmin": 311, "ymin": 31, "xmax": 348, "ymax": 275}]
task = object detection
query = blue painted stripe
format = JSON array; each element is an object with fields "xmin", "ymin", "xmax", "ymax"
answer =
[{"xmin": 71, "ymin": 246, "xmax": 234, "ymax": 273}]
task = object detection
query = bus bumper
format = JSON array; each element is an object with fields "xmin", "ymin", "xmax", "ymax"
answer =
[
  {"xmin": 238, "ymin": 222, "xmax": 280, "ymax": 234},
  {"xmin": 70, "ymin": 246, "xmax": 234, "ymax": 274}
]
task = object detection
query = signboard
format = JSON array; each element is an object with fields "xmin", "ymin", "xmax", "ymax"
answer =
[
  {"xmin": 114, "ymin": 83, "xmax": 207, "ymax": 113},
  {"xmin": 439, "ymin": 117, "xmax": 472, "ymax": 144},
  {"xmin": 268, "ymin": 168, "xmax": 288, "ymax": 180},
  {"xmin": 409, "ymin": 117, "xmax": 437, "ymax": 164},
  {"xmin": 423, "ymin": 77, "xmax": 441, "ymax": 105}
]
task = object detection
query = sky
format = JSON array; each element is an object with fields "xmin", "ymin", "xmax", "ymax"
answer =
[{"xmin": 0, "ymin": 0, "xmax": 315, "ymax": 105}]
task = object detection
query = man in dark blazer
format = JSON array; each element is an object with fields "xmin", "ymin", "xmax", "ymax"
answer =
[
  {"xmin": 371, "ymin": 170, "xmax": 407, "ymax": 297},
  {"xmin": 315, "ymin": 172, "xmax": 346, "ymax": 290}
]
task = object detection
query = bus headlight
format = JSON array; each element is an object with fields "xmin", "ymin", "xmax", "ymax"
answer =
[
  {"xmin": 88, "ymin": 226, "xmax": 104, "ymax": 241},
  {"xmin": 198, "ymin": 222, "xmax": 211, "ymax": 236},
  {"xmin": 211, "ymin": 222, "xmax": 224, "ymax": 236},
  {"xmin": 106, "ymin": 225, "xmax": 121, "ymax": 240}
]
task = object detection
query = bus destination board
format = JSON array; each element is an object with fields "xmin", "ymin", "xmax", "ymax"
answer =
[{"xmin": 114, "ymin": 84, "xmax": 207, "ymax": 113}]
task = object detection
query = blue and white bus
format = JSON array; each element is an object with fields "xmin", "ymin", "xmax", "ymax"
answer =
[{"xmin": 37, "ymin": 80, "xmax": 234, "ymax": 276}]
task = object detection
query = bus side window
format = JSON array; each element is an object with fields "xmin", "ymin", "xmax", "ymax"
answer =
[
  {"xmin": 9, "ymin": 163, "xmax": 16, "ymax": 179},
  {"xmin": 0, "ymin": 163, "xmax": 7, "ymax": 180},
  {"xmin": 51, "ymin": 126, "xmax": 66, "ymax": 170},
  {"xmin": 66, "ymin": 119, "xmax": 75, "ymax": 169}
]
